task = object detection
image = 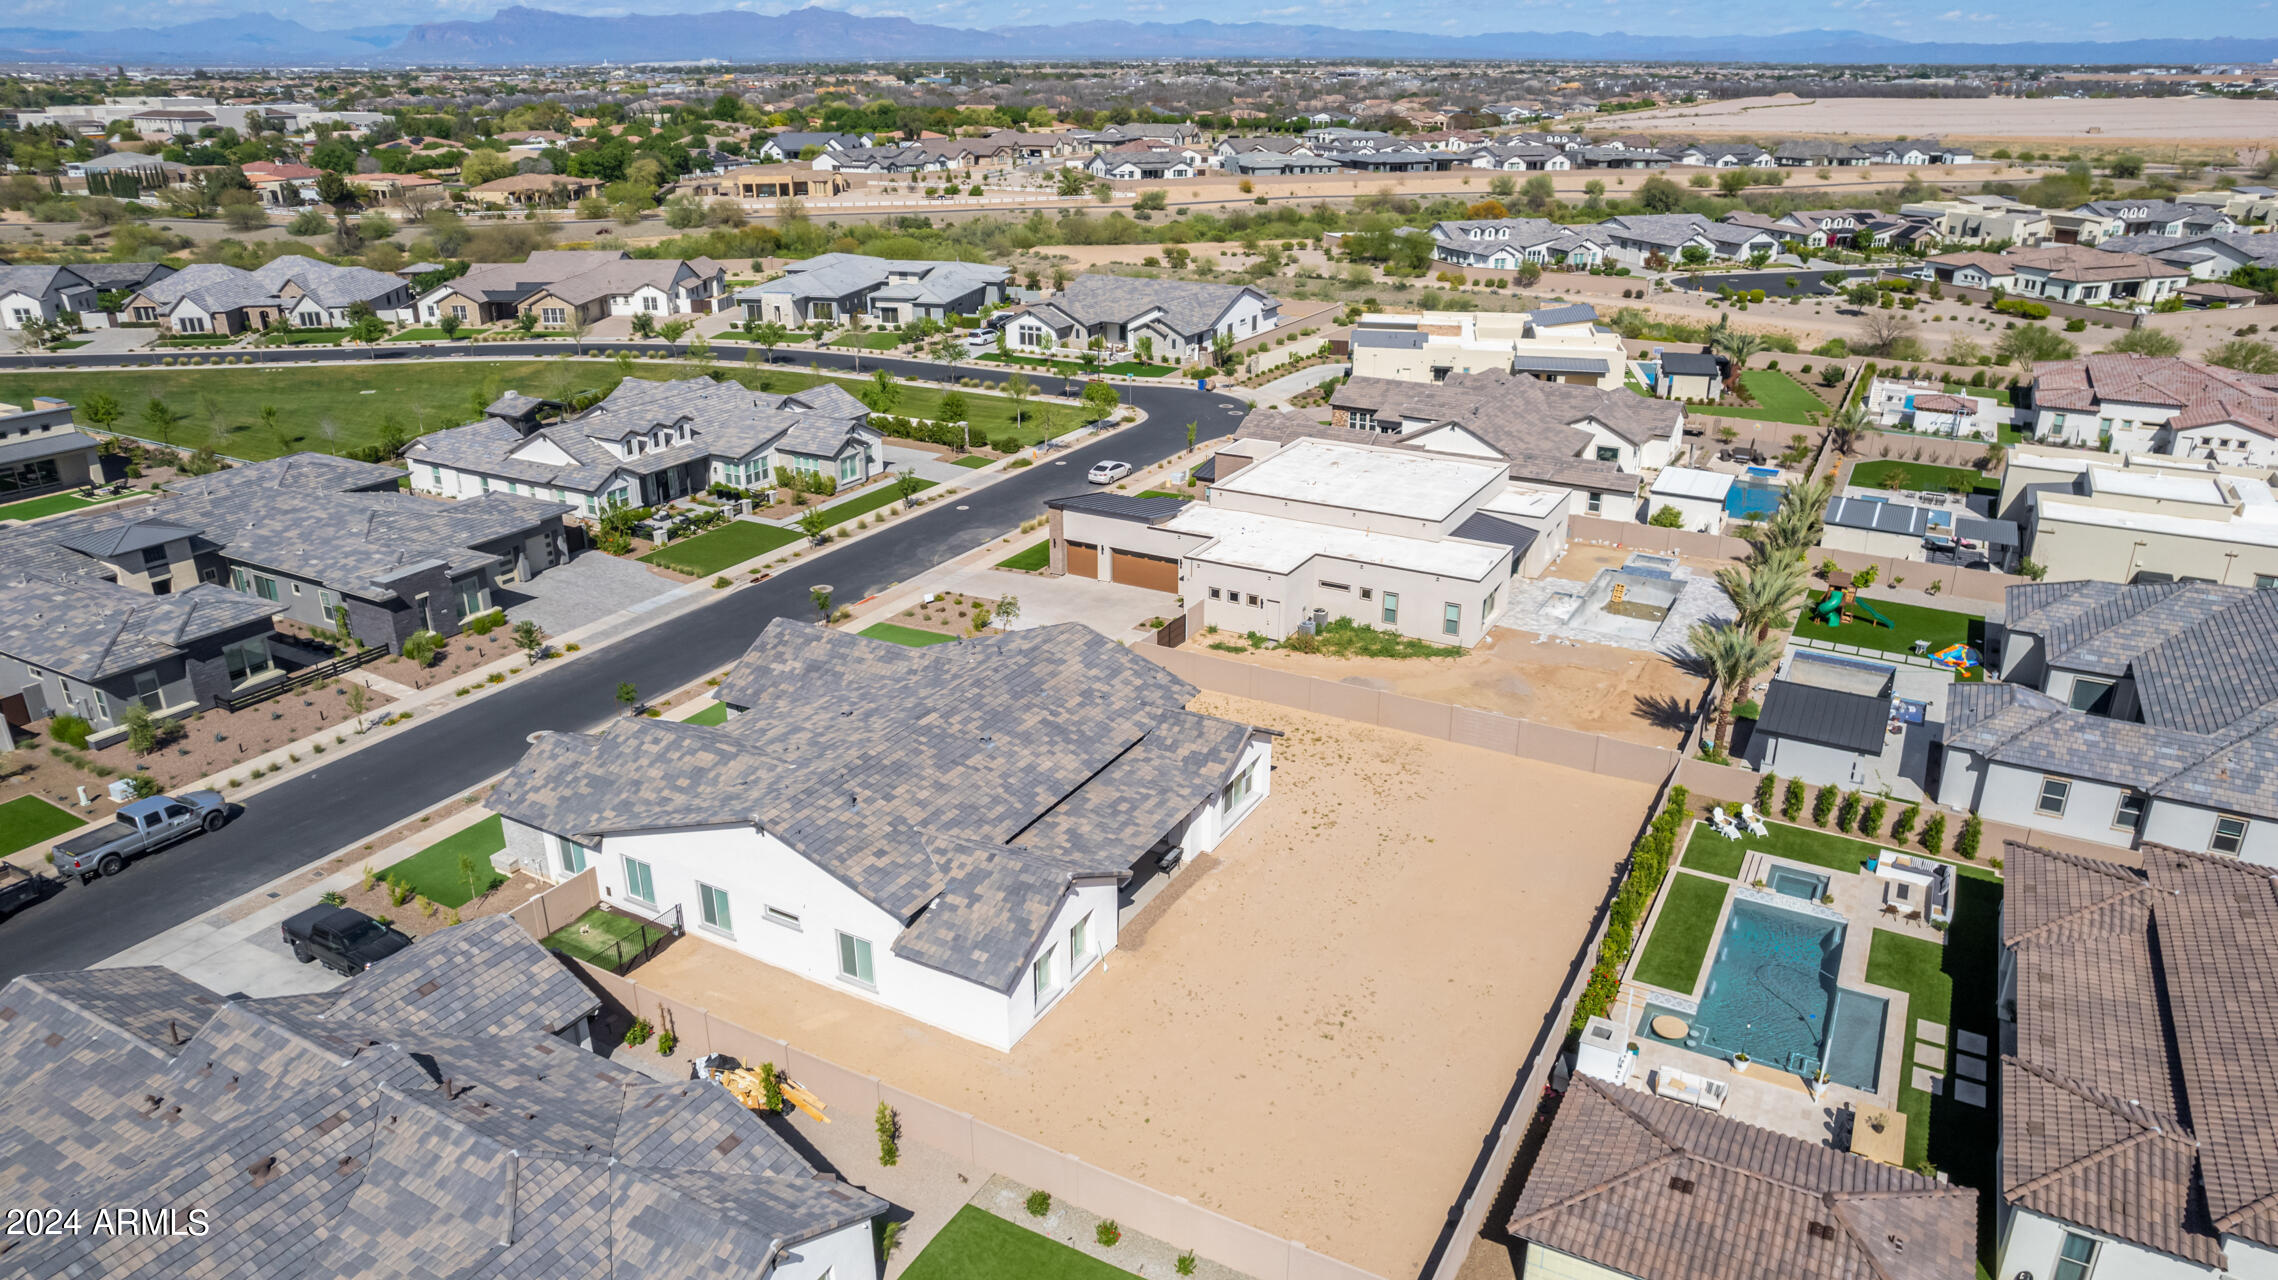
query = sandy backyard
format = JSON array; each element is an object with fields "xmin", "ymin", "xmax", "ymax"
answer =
[
  {"xmin": 630, "ymin": 692, "xmax": 1652, "ymax": 1278},
  {"xmin": 1609, "ymin": 94, "xmax": 2278, "ymax": 148}
]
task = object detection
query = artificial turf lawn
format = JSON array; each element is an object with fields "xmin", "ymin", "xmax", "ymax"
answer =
[
  {"xmin": 1101, "ymin": 361, "xmax": 1175, "ymax": 377},
  {"xmin": 1689, "ymin": 370, "xmax": 1828, "ymax": 424},
  {"xmin": 683, "ymin": 701, "xmax": 729, "ymax": 725},
  {"xmin": 639, "ymin": 521, "xmax": 801, "ymax": 575},
  {"xmin": 541, "ymin": 905, "xmax": 669, "ymax": 972},
  {"xmin": 1793, "ymin": 594, "xmax": 1984, "ymax": 666},
  {"xmin": 995, "ymin": 541, "xmax": 1050, "ymax": 571},
  {"xmin": 1631, "ymin": 872, "xmax": 1728, "ymax": 993},
  {"xmin": 813, "ymin": 478, "xmax": 935, "ymax": 527},
  {"xmin": 829, "ymin": 332, "xmax": 904, "ymax": 349},
  {"xmin": 859, "ymin": 622, "xmax": 961, "ymax": 647},
  {"xmin": 0, "ymin": 491, "xmax": 124, "ymax": 522},
  {"xmin": 379, "ymin": 814, "xmax": 507, "ymax": 908},
  {"xmin": 1848, "ymin": 459, "xmax": 1997, "ymax": 495},
  {"xmin": 0, "ymin": 795, "xmax": 87, "ymax": 858},
  {"xmin": 0, "ymin": 360, "xmax": 1069, "ymax": 462},
  {"xmin": 1677, "ymin": 816, "xmax": 2002, "ymax": 885},
  {"xmin": 899, "ymin": 1206, "xmax": 1141, "ymax": 1280},
  {"xmin": 952, "ymin": 455, "xmax": 995, "ymax": 468}
]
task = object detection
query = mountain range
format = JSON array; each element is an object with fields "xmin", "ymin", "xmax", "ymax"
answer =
[{"xmin": 2, "ymin": 6, "xmax": 2275, "ymax": 67}]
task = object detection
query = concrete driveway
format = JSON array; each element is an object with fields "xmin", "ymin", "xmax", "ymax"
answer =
[
  {"xmin": 895, "ymin": 553, "xmax": 1175, "ymax": 638},
  {"xmin": 496, "ymin": 551, "xmax": 681, "ymax": 638}
]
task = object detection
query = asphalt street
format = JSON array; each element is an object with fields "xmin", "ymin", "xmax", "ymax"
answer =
[{"xmin": 0, "ymin": 346, "xmax": 1251, "ymax": 983}]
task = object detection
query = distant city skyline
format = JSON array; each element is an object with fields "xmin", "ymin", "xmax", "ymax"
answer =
[{"xmin": 5, "ymin": 0, "xmax": 2271, "ymax": 45}]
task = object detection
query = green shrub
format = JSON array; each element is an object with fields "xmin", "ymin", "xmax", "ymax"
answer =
[
  {"xmin": 48, "ymin": 714, "xmax": 93, "ymax": 749},
  {"xmin": 1860, "ymin": 799, "xmax": 1888, "ymax": 839},
  {"xmin": 1782, "ymin": 777, "xmax": 1806, "ymax": 820},
  {"xmin": 656, "ymin": 1028, "xmax": 678, "ymax": 1056},
  {"xmin": 1570, "ymin": 786, "xmax": 1689, "ymax": 1034},
  {"xmin": 1892, "ymin": 804, "xmax": 1920, "ymax": 841},
  {"xmin": 1026, "ymin": 1190, "xmax": 1052, "ymax": 1217},
  {"xmin": 1754, "ymin": 773, "xmax": 1777, "ymax": 812},
  {"xmin": 759, "ymin": 1060, "xmax": 785, "ymax": 1111},
  {"xmin": 1177, "ymin": 1250, "xmax": 1199, "ymax": 1276},
  {"xmin": 461, "ymin": 608, "xmax": 506, "ymax": 636},
  {"xmin": 1836, "ymin": 790, "xmax": 1860, "ymax": 832},
  {"xmin": 875, "ymin": 1102, "xmax": 900, "ymax": 1167},
  {"xmin": 1995, "ymin": 298, "xmax": 2051, "ymax": 320},
  {"xmin": 1920, "ymin": 813, "xmax": 1947, "ymax": 854},
  {"xmin": 1956, "ymin": 813, "xmax": 1982, "ymax": 860},
  {"xmin": 1096, "ymin": 1220, "xmax": 1122, "ymax": 1248},
  {"xmin": 1811, "ymin": 785, "xmax": 1837, "ymax": 827}
]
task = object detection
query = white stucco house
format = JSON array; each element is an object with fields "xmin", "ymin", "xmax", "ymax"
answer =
[
  {"xmin": 487, "ymin": 621, "xmax": 1275, "ymax": 1051},
  {"xmin": 1004, "ymin": 274, "xmax": 1278, "ymax": 361},
  {"xmin": 2030, "ymin": 354, "xmax": 2278, "ymax": 463}
]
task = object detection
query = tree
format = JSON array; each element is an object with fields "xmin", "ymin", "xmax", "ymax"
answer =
[
  {"xmin": 1519, "ymin": 174, "xmax": 1554, "ymax": 212},
  {"xmin": 141, "ymin": 396, "xmax": 184, "ymax": 446},
  {"xmin": 1712, "ymin": 329, "xmax": 1766, "ymax": 379},
  {"xmin": 1488, "ymin": 173, "xmax": 1517, "ymax": 200},
  {"xmin": 1679, "ymin": 244, "xmax": 1711, "ymax": 268},
  {"xmin": 1636, "ymin": 175, "xmax": 1686, "ymax": 212},
  {"xmin": 1823, "ymin": 402, "xmax": 1870, "ymax": 457},
  {"xmin": 1649, "ymin": 504, "xmax": 1686, "ymax": 528},
  {"xmin": 1859, "ymin": 310, "xmax": 1918, "ymax": 359},
  {"xmin": 809, "ymin": 584, "xmax": 834, "ymax": 618},
  {"xmin": 79, "ymin": 391, "xmax": 122, "ymax": 432},
  {"xmin": 993, "ymin": 594, "xmax": 1021, "ymax": 631},
  {"xmin": 631, "ymin": 312, "xmax": 656, "ymax": 339},
  {"xmin": 2206, "ymin": 337, "xmax": 2278, "ymax": 375},
  {"xmin": 1687, "ymin": 621, "xmax": 1783, "ymax": 752},
  {"xmin": 893, "ymin": 469, "xmax": 924, "ymax": 508},
  {"xmin": 2105, "ymin": 327, "xmax": 2182, "ymax": 358},
  {"xmin": 798, "ymin": 509, "xmax": 830, "ymax": 544},
  {"xmin": 1995, "ymin": 324, "xmax": 2076, "ymax": 371},
  {"xmin": 512, "ymin": 619, "xmax": 546, "ymax": 658},
  {"xmin": 437, "ymin": 313, "xmax": 462, "ymax": 339},
  {"xmin": 616, "ymin": 682, "xmax": 640, "ymax": 715},
  {"xmin": 1712, "ymin": 557, "xmax": 1809, "ymax": 708},
  {"xmin": 867, "ymin": 368, "xmax": 900, "ymax": 414},
  {"xmin": 347, "ymin": 312, "xmax": 387, "ymax": 344},
  {"xmin": 1754, "ymin": 473, "xmax": 1835, "ymax": 562},
  {"xmin": 2109, "ymin": 153, "xmax": 2145, "ymax": 180},
  {"xmin": 1081, "ymin": 379, "xmax": 1119, "ymax": 421},
  {"xmin": 747, "ymin": 319, "xmax": 788, "ymax": 361},
  {"xmin": 1005, "ymin": 372, "xmax": 1033, "ymax": 434},
  {"xmin": 1056, "ymin": 166, "xmax": 1088, "ymax": 198},
  {"xmin": 938, "ymin": 390, "xmax": 971, "ymax": 451}
]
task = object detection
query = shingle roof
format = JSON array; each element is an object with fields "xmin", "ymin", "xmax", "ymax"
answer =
[
  {"xmin": 1998, "ymin": 840, "xmax": 2278, "ymax": 1266},
  {"xmin": 1229, "ymin": 405, "xmax": 1628, "ymax": 492},
  {"xmin": 1509, "ymin": 1075, "xmax": 1976, "ymax": 1280},
  {"xmin": 1332, "ymin": 369, "xmax": 1681, "ymax": 450},
  {"xmin": 0, "ymin": 919, "xmax": 883, "ymax": 1279},
  {"xmin": 1049, "ymin": 274, "xmax": 1274, "ymax": 341},
  {"xmin": 489, "ymin": 622, "xmax": 1259, "ymax": 991}
]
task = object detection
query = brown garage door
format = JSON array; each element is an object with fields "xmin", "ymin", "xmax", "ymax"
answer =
[
  {"xmin": 1066, "ymin": 540, "xmax": 1099, "ymax": 578},
  {"xmin": 1110, "ymin": 549, "xmax": 1180, "ymax": 593}
]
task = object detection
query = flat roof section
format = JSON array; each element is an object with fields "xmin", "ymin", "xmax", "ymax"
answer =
[
  {"xmin": 2083, "ymin": 466, "xmax": 2233, "ymax": 507},
  {"xmin": 1166, "ymin": 506, "xmax": 1508, "ymax": 580},
  {"xmin": 1206, "ymin": 437, "xmax": 1504, "ymax": 523}
]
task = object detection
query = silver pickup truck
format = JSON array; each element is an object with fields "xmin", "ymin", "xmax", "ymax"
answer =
[{"xmin": 52, "ymin": 792, "xmax": 231, "ymax": 883}]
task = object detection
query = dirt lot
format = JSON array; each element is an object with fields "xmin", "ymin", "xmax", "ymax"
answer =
[
  {"xmin": 631, "ymin": 692, "xmax": 1652, "ymax": 1278},
  {"xmin": 1186, "ymin": 627, "xmax": 1704, "ymax": 748},
  {"xmin": 1610, "ymin": 93, "xmax": 2278, "ymax": 149}
]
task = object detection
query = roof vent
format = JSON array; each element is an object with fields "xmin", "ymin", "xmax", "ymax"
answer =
[
  {"xmin": 1666, "ymin": 1175, "xmax": 1695, "ymax": 1195},
  {"xmin": 1806, "ymin": 1222, "xmax": 1836, "ymax": 1241}
]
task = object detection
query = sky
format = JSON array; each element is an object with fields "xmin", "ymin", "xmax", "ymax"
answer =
[{"xmin": 10, "ymin": 0, "xmax": 2274, "ymax": 42}]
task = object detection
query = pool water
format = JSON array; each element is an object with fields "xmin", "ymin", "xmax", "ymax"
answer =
[
  {"xmin": 1768, "ymin": 866, "xmax": 1829, "ymax": 901},
  {"xmin": 1724, "ymin": 480, "xmax": 1784, "ymax": 519},
  {"xmin": 1645, "ymin": 898, "xmax": 1884, "ymax": 1089}
]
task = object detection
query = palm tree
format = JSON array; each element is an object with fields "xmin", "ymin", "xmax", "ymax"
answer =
[
  {"xmin": 1714, "ymin": 557, "xmax": 1810, "ymax": 708},
  {"xmin": 1713, "ymin": 330, "xmax": 1767, "ymax": 387},
  {"xmin": 1689, "ymin": 621, "xmax": 1784, "ymax": 753},
  {"xmin": 1823, "ymin": 401, "xmax": 1869, "ymax": 458},
  {"xmin": 1753, "ymin": 473, "xmax": 1836, "ymax": 563}
]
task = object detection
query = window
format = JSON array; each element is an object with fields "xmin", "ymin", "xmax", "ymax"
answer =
[
  {"xmin": 2258, "ymin": 574, "xmax": 2278, "ymax": 591},
  {"xmin": 457, "ymin": 580, "xmax": 485, "ymax": 619},
  {"xmin": 1586, "ymin": 492, "xmax": 1604, "ymax": 515},
  {"xmin": 2067, "ymin": 677, "xmax": 2117, "ymax": 715},
  {"xmin": 621, "ymin": 855, "xmax": 654, "ymax": 905},
  {"xmin": 1359, "ymin": 587, "xmax": 1373, "ymax": 600},
  {"xmin": 1032, "ymin": 945, "xmax": 1056, "ymax": 1002},
  {"xmin": 839, "ymin": 453, "xmax": 859, "ymax": 481},
  {"xmin": 1348, "ymin": 409, "xmax": 1377, "ymax": 431},
  {"xmin": 1222, "ymin": 761, "xmax": 1255, "ymax": 811},
  {"xmin": 1382, "ymin": 592, "xmax": 1399, "ymax": 625},
  {"xmin": 2036, "ymin": 776, "xmax": 2071, "ymax": 816},
  {"xmin": 1070, "ymin": 913, "xmax": 1091, "ymax": 962},
  {"xmin": 1244, "ymin": 593, "xmax": 1260, "ymax": 607},
  {"xmin": 540, "ymin": 307, "xmax": 565, "ymax": 326},
  {"xmin": 223, "ymin": 637, "xmax": 273, "ymax": 685},
  {"xmin": 229, "ymin": 567, "xmax": 280, "ymax": 602},
  {"xmin": 1443, "ymin": 602, "xmax": 1462, "ymax": 636},
  {"xmin": 1319, "ymin": 580, "xmax": 1349, "ymax": 592},
  {"xmin": 2213, "ymin": 815, "xmax": 2251, "ymax": 856},
  {"xmin": 2053, "ymin": 1233, "xmax": 2098, "ymax": 1280},
  {"xmin": 765, "ymin": 904, "xmax": 802, "ymax": 930},
  {"xmin": 836, "ymin": 932, "xmax": 875, "ymax": 987},
  {"xmin": 1484, "ymin": 587, "xmax": 1499, "ymax": 617},
  {"xmin": 698, "ymin": 882, "xmax": 734, "ymax": 935},
  {"xmin": 140, "ymin": 545, "xmax": 169, "ymax": 569},
  {"xmin": 2113, "ymin": 792, "xmax": 2148, "ymax": 834},
  {"xmin": 132, "ymin": 669, "xmax": 164, "ymax": 712},
  {"xmin": 559, "ymin": 838, "xmax": 590, "ymax": 874},
  {"xmin": 1595, "ymin": 445, "xmax": 1620, "ymax": 462},
  {"xmin": 1207, "ymin": 587, "xmax": 1221, "ymax": 600}
]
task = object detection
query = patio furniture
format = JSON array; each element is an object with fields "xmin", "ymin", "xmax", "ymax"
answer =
[
  {"xmin": 1737, "ymin": 804, "xmax": 1769, "ymax": 837},
  {"xmin": 1710, "ymin": 809, "xmax": 1743, "ymax": 840},
  {"xmin": 1652, "ymin": 1068, "xmax": 1730, "ymax": 1112}
]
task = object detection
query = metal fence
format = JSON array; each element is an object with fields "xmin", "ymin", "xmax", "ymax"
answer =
[{"xmin": 218, "ymin": 646, "xmax": 387, "ymax": 713}]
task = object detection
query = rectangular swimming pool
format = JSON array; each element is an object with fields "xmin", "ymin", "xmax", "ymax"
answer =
[
  {"xmin": 1639, "ymin": 897, "xmax": 1883, "ymax": 1090},
  {"xmin": 1767, "ymin": 866, "xmax": 1829, "ymax": 901},
  {"xmin": 1724, "ymin": 480, "xmax": 1783, "ymax": 519}
]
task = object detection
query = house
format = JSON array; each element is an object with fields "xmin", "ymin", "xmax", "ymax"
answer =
[
  {"xmin": 2003, "ymin": 453, "xmax": 2278, "ymax": 584},
  {"xmin": 1320, "ymin": 148, "xmax": 1452, "ymax": 174},
  {"xmin": 1331, "ymin": 368, "xmax": 1684, "ymax": 479},
  {"xmin": 1599, "ymin": 213, "xmax": 1778, "ymax": 266},
  {"xmin": 0, "ymin": 398, "xmax": 103, "ymax": 500},
  {"xmin": 1507, "ymin": 1075, "xmax": 1976, "ymax": 1280},
  {"xmin": 1940, "ymin": 580, "xmax": 2278, "ymax": 855},
  {"xmin": 1349, "ymin": 307, "xmax": 1628, "ymax": 387},
  {"xmin": 1821, "ymin": 494, "xmax": 2017, "ymax": 568},
  {"xmin": 1903, "ymin": 195, "xmax": 2051, "ymax": 247},
  {"xmin": 1461, "ymin": 142, "xmax": 1573, "ymax": 172},
  {"xmin": 2071, "ymin": 198, "xmax": 2236, "ymax": 240},
  {"xmin": 65, "ymin": 150, "xmax": 190, "ymax": 189},
  {"xmin": 1222, "ymin": 151, "xmax": 1341, "ymax": 177},
  {"xmin": 121, "ymin": 257, "xmax": 415, "ymax": 335},
  {"xmin": 1053, "ymin": 436, "xmax": 1528, "ymax": 646},
  {"xmin": 464, "ymin": 173, "xmax": 603, "ymax": 208},
  {"xmin": 238, "ymin": 159, "xmax": 322, "ymax": 206},
  {"xmin": 1993, "ymin": 840, "xmax": 2278, "ymax": 1280},
  {"xmin": 1088, "ymin": 122, "xmax": 1201, "ymax": 148},
  {"xmin": 1674, "ymin": 142, "xmax": 1773, "ymax": 168},
  {"xmin": 127, "ymin": 106, "xmax": 215, "ymax": 138},
  {"xmin": 0, "ymin": 451, "xmax": 568, "ymax": 737},
  {"xmin": 408, "ymin": 378, "xmax": 882, "ymax": 515},
  {"xmin": 670, "ymin": 164, "xmax": 850, "ymax": 202},
  {"xmin": 1772, "ymin": 138, "xmax": 1874, "ymax": 167},
  {"xmin": 736, "ymin": 253, "xmax": 1007, "ymax": 328},
  {"xmin": 0, "ymin": 264, "xmax": 103, "ymax": 331},
  {"xmin": 417, "ymin": 250, "xmax": 726, "ymax": 327},
  {"xmin": 1919, "ymin": 245, "xmax": 2189, "ymax": 306},
  {"xmin": 2096, "ymin": 230, "xmax": 2278, "ymax": 281},
  {"xmin": 1654, "ymin": 351, "xmax": 1723, "ymax": 401},
  {"xmin": 1429, "ymin": 218, "xmax": 1608, "ymax": 269},
  {"xmin": 1212, "ymin": 135, "xmax": 1315, "ymax": 161},
  {"xmin": 1864, "ymin": 377, "xmax": 1998, "ymax": 438},
  {"xmin": 0, "ymin": 916, "xmax": 888, "ymax": 1280},
  {"xmin": 1004, "ymin": 275, "xmax": 1278, "ymax": 362},
  {"xmin": 757, "ymin": 131, "xmax": 874, "ymax": 161},
  {"xmin": 488, "ymin": 620, "xmax": 1273, "ymax": 1051},
  {"xmin": 1645, "ymin": 467, "xmax": 1732, "ymax": 533},
  {"xmin": 811, "ymin": 144, "xmax": 947, "ymax": 174},
  {"xmin": 2029, "ymin": 355, "xmax": 2278, "ymax": 458},
  {"xmin": 1088, "ymin": 148, "xmax": 1199, "ymax": 181}
]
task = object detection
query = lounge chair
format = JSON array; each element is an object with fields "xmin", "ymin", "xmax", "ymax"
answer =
[
  {"xmin": 1710, "ymin": 809, "xmax": 1743, "ymax": 840},
  {"xmin": 1738, "ymin": 803, "xmax": 1769, "ymax": 836}
]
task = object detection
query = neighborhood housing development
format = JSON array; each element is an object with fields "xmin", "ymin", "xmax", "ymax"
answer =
[{"xmin": 8, "ymin": 45, "xmax": 2278, "ymax": 1280}]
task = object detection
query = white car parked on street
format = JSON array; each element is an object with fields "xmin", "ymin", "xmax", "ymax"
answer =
[{"xmin": 1087, "ymin": 461, "xmax": 1133, "ymax": 484}]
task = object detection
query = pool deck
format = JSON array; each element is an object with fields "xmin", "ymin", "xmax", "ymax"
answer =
[{"xmin": 1613, "ymin": 836, "xmax": 1930, "ymax": 1150}]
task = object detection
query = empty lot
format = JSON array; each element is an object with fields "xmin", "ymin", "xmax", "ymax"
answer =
[
  {"xmin": 1612, "ymin": 93, "xmax": 2278, "ymax": 144},
  {"xmin": 634, "ymin": 692, "xmax": 1653, "ymax": 1277}
]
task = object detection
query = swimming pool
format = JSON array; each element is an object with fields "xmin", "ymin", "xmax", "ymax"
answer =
[
  {"xmin": 1724, "ymin": 480, "xmax": 1783, "ymax": 520},
  {"xmin": 1767, "ymin": 866, "xmax": 1829, "ymax": 901},
  {"xmin": 1641, "ymin": 898, "xmax": 1883, "ymax": 1089}
]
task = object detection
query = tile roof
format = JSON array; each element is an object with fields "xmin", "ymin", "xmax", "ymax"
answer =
[
  {"xmin": 0, "ymin": 576, "xmax": 281, "ymax": 680},
  {"xmin": 1229, "ymin": 406, "xmax": 1627, "ymax": 492},
  {"xmin": 1999, "ymin": 840, "xmax": 2278, "ymax": 1266},
  {"xmin": 1332, "ymin": 369, "xmax": 1681, "ymax": 449},
  {"xmin": 2031, "ymin": 355, "xmax": 2278, "ymax": 432},
  {"xmin": 0, "ymin": 919, "xmax": 882, "ymax": 1280},
  {"xmin": 1509, "ymin": 1075, "xmax": 1976, "ymax": 1280},
  {"xmin": 1048, "ymin": 273, "xmax": 1275, "ymax": 340},
  {"xmin": 489, "ymin": 622, "xmax": 1258, "ymax": 991}
]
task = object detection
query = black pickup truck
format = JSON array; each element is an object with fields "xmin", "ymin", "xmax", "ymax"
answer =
[{"xmin": 280, "ymin": 905, "xmax": 413, "ymax": 976}]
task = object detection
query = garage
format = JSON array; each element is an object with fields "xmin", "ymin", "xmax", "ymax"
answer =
[
  {"xmin": 1066, "ymin": 541, "xmax": 1099, "ymax": 578},
  {"xmin": 1110, "ymin": 549, "xmax": 1180, "ymax": 593}
]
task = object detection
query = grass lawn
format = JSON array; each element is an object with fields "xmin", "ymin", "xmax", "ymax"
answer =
[
  {"xmin": 901, "ymin": 1206, "xmax": 1139, "ymax": 1280},
  {"xmin": 1691, "ymin": 370, "xmax": 1827, "ymax": 424},
  {"xmin": 996, "ymin": 541, "xmax": 1050, "ymax": 570},
  {"xmin": 0, "ymin": 360, "xmax": 1078, "ymax": 464},
  {"xmin": 860, "ymin": 622, "xmax": 961, "ymax": 647},
  {"xmin": 980, "ymin": 351, "xmax": 1094, "ymax": 375},
  {"xmin": 952, "ymin": 454, "xmax": 994, "ymax": 468},
  {"xmin": 813, "ymin": 478, "xmax": 935, "ymax": 527},
  {"xmin": 830, "ymin": 332, "xmax": 904, "ymax": 350},
  {"xmin": 640, "ymin": 520, "xmax": 801, "ymax": 575},
  {"xmin": 1679, "ymin": 817, "xmax": 2002, "ymax": 885},
  {"xmin": 683, "ymin": 701, "xmax": 729, "ymax": 725},
  {"xmin": 1102, "ymin": 361, "xmax": 1175, "ymax": 377},
  {"xmin": 1849, "ymin": 459, "xmax": 1996, "ymax": 496},
  {"xmin": 1865, "ymin": 873, "xmax": 2001, "ymax": 1258},
  {"xmin": 1632, "ymin": 872, "xmax": 1728, "ymax": 992},
  {"xmin": 259, "ymin": 329, "xmax": 353, "ymax": 347},
  {"xmin": 540, "ymin": 905, "xmax": 669, "ymax": 973},
  {"xmin": 0, "ymin": 795, "xmax": 85, "ymax": 859},
  {"xmin": 1794, "ymin": 594, "xmax": 1985, "ymax": 665},
  {"xmin": 1308, "ymin": 618, "xmax": 1460, "ymax": 659},
  {"xmin": 389, "ymin": 327, "xmax": 475, "ymax": 342},
  {"xmin": 1135, "ymin": 489, "xmax": 1186, "ymax": 500},
  {"xmin": 0, "ymin": 490, "xmax": 130, "ymax": 522},
  {"xmin": 379, "ymin": 814, "xmax": 507, "ymax": 908},
  {"xmin": 155, "ymin": 335, "xmax": 240, "ymax": 348}
]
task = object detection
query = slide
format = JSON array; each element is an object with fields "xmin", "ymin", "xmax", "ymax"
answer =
[
  {"xmin": 1812, "ymin": 592, "xmax": 1845, "ymax": 624},
  {"xmin": 1853, "ymin": 598, "xmax": 1897, "ymax": 629}
]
